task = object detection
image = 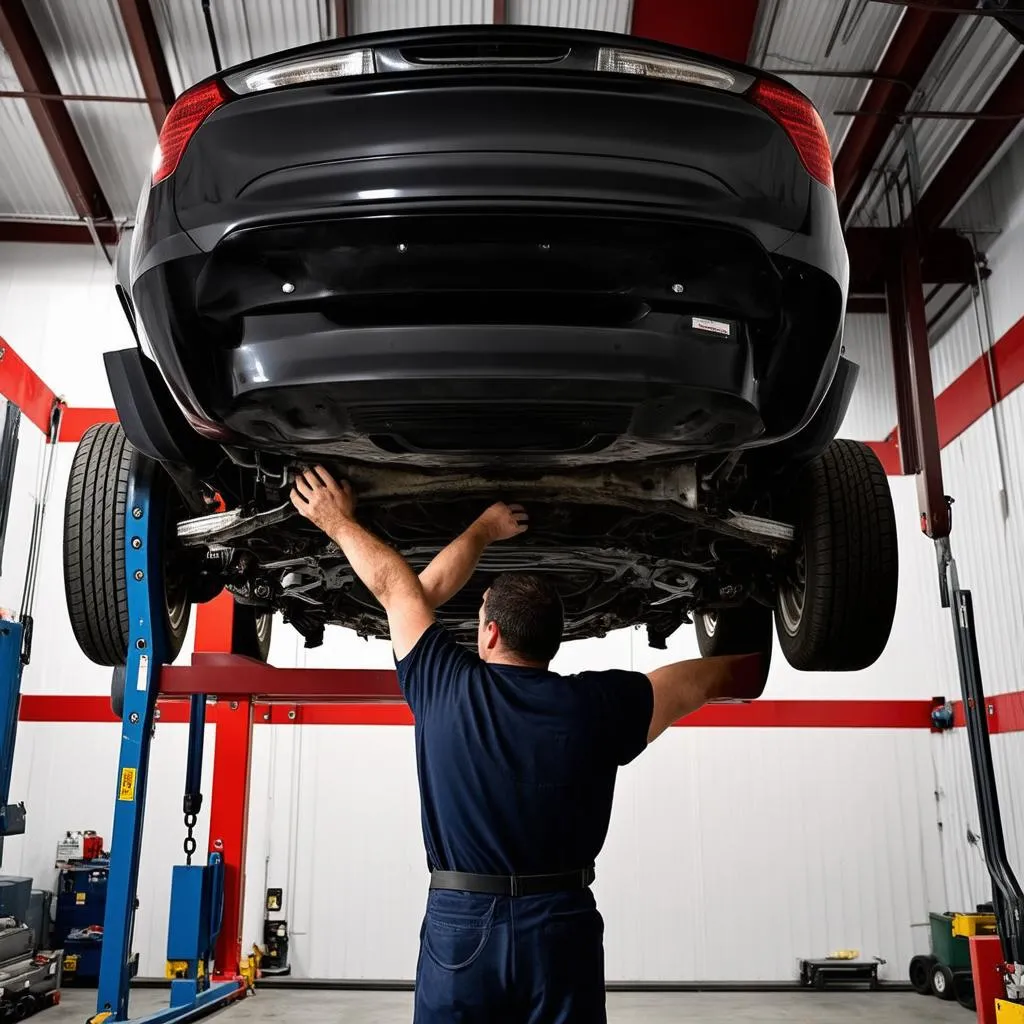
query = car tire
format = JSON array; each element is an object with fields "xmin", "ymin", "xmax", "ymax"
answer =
[
  {"xmin": 110, "ymin": 664, "xmax": 126, "ymax": 720},
  {"xmin": 694, "ymin": 603, "xmax": 773, "ymax": 676},
  {"xmin": 908, "ymin": 954, "xmax": 936, "ymax": 995},
  {"xmin": 930, "ymin": 962, "xmax": 955, "ymax": 1001},
  {"xmin": 63, "ymin": 423, "xmax": 190, "ymax": 667},
  {"xmin": 775, "ymin": 439, "xmax": 898, "ymax": 671},
  {"xmin": 232, "ymin": 605, "xmax": 273, "ymax": 662}
]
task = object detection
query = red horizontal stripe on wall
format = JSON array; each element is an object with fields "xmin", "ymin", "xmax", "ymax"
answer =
[
  {"xmin": 19, "ymin": 695, "xmax": 204, "ymax": 723},
  {"xmin": 18, "ymin": 695, "xmax": 934, "ymax": 729},
  {"xmin": 951, "ymin": 690, "xmax": 1024, "ymax": 736},
  {"xmin": 58, "ymin": 406, "xmax": 118, "ymax": 443},
  {"xmin": 0, "ymin": 338, "xmax": 59, "ymax": 436}
]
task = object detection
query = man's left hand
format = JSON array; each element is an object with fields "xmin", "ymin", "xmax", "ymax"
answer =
[
  {"xmin": 291, "ymin": 466, "xmax": 356, "ymax": 535},
  {"xmin": 475, "ymin": 502, "xmax": 529, "ymax": 543}
]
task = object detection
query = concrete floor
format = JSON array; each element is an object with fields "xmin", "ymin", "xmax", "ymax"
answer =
[{"xmin": 52, "ymin": 985, "xmax": 971, "ymax": 1023}]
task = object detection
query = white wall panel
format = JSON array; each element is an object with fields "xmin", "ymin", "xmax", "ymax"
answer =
[
  {"xmin": 840, "ymin": 313, "xmax": 896, "ymax": 441},
  {"xmin": 509, "ymin": 0, "xmax": 632, "ymax": 33},
  {"xmin": 239, "ymin": 724, "xmax": 943, "ymax": 981},
  {"xmin": 350, "ymin": 0, "xmax": 491, "ymax": 34},
  {"xmin": 3, "ymin": 721, "xmax": 214, "ymax": 979}
]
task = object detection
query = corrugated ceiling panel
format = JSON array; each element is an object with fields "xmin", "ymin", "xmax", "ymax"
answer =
[
  {"xmin": 749, "ymin": 0, "xmax": 902, "ymax": 152},
  {"xmin": 914, "ymin": 18, "xmax": 1023, "ymax": 197},
  {"xmin": 0, "ymin": 44, "xmax": 75, "ymax": 217},
  {"xmin": 350, "ymin": 0, "xmax": 492, "ymax": 35},
  {"xmin": 65, "ymin": 101, "xmax": 153, "ymax": 219},
  {"xmin": 509, "ymin": 0, "xmax": 632, "ymax": 33},
  {"xmin": 18, "ymin": 0, "xmax": 153, "ymax": 218},
  {"xmin": 26, "ymin": 0, "xmax": 143, "ymax": 98},
  {"xmin": 152, "ymin": 0, "xmax": 327, "ymax": 94}
]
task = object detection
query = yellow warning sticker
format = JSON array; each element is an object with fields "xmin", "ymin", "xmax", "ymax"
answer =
[
  {"xmin": 75, "ymin": 892, "xmax": 86, "ymax": 905},
  {"xmin": 118, "ymin": 767, "xmax": 137, "ymax": 802}
]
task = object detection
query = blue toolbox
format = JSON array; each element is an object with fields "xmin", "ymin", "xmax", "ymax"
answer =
[{"xmin": 54, "ymin": 861, "xmax": 108, "ymax": 982}]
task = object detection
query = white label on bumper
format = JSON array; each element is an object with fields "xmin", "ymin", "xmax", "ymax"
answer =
[{"xmin": 692, "ymin": 317, "xmax": 732, "ymax": 337}]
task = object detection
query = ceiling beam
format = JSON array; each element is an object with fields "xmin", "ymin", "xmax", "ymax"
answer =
[
  {"xmin": 915, "ymin": 50, "xmax": 1024, "ymax": 232},
  {"xmin": 116, "ymin": 0, "xmax": 175, "ymax": 131},
  {"xmin": 630, "ymin": 0, "xmax": 760, "ymax": 64},
  {"xmin": 0, "ymin": 0, "xmax": 112, "ymax": 222},
  {"xmin": 832, "ymin": 1, "xmax": 968, "ymax": 224},
  {"xmin": 0, "ymin": 221, "xmax": 120, "ymax": 245},
  {"xmin": 846, "ymin": 226, "xmax": 976, "ymax": 294}
]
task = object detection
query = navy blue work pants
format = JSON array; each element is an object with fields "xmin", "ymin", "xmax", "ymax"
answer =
[{"xmin": 414, "ymin": 887, "xmax": 605, "ymax": 1023}]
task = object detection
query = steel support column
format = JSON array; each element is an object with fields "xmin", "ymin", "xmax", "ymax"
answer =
[
  {"xmin": 208, "ymin": 698, "xmax": 254, "ymax": 978},
  {"xmin": 885, "ymin": 224, "xmax": 951, "ymax": 538}
]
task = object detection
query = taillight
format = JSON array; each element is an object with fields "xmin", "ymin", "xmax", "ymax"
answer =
[
  {"xmin": 749, "ymin": 79, "xmax": 834, "ymax": 191},
  {"xmin": 151, "ymin": 80, "xmax": 226, "ymax": 184}
]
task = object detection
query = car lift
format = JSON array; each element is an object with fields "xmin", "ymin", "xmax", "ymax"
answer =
[{"xmin": 885, "ymin": 214, "xmax": 1024, "ymax": 1022}]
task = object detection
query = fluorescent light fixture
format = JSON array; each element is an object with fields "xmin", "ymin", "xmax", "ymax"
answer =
[
  {"xmin": 230, "ymin": 50, "xmax": 375, "ymax": 94},
  {"xmin": 596, "ymin": 48, "xmax": 736, "ymax": 90}
]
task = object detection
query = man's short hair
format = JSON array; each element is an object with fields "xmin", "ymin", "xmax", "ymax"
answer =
[{"xmin": 484, "ymin": 573, "xmax": 564, "ymax": 663}]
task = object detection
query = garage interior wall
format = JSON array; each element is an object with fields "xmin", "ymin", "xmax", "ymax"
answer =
[{"xmin": 1, "ymin": 137, "xmax": 1023, "ymax": 982}]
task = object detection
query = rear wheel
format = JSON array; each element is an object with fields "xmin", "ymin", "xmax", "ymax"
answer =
[
  {"xmin": 231, "ymin": 605, "xmax": 273, "ymax": 662},
  {"xmin": 909, "ymin": 954, "xmax": 936, "ymax": 995},
  {"xmin": 775, "ymin": 439, "xmax": 898, "ymax": 671},
  {"xmin": 694, "ymin": 603, "xmax": 773, "ymax": 676},
  {"xmin": 930, "ymin": 962, "xmax": 955, "ymax": 1001},
  {"xmin": 63, "ymin": 423, "xmax": 190, "ymax": 667}
]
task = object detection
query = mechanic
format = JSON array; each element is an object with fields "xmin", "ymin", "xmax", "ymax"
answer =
[{"xmin": 290, "ymin": 466, "xmax": 766, "ymax": 1024}]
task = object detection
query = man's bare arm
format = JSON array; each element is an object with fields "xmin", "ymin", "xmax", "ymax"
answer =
[
  {"xmin": 646, "ymin": 654, "xmax": 767, "ymax": 743},
  {"xmin": 290, "ymin": 467, "xmax": 432, "ymax": 659},
  {"xmin": 419, "ymin": 503, "xmax": 528, "ymax": 609}
]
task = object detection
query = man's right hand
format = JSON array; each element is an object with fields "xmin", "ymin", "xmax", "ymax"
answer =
[
  {"xmin": 291, "ymin": 466, "xmax": 357, "ymax": 537},
  {"xmin": 475, "ymin": 502, "xmax": 529, "ymax": 543}
]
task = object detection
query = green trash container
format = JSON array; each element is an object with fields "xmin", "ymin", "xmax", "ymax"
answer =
[{"xmin": 929, "ymin": 912, "xmax": 973, "ymax": 970}]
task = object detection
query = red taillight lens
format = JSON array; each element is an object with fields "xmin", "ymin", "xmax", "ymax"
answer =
[
  {"xmin": 152, "ymin": 80, "xmax": 226, "ymax": 184},
  {"xmin": 749, "ymin": 79, "xmax": 834, "ymax": 191}
]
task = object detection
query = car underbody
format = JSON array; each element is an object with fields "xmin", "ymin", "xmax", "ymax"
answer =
[{"xmin": 174, "ymin": 461, "xmax": 794, "ymax": 649}]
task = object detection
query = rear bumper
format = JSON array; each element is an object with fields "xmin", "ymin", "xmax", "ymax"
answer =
[
  {"xmin": 127, "ymin": 41, "xmax": 848, "ymax": 458},
  {"xmin": 223, "ymin": 317, "xmax": 762, "ymax": 459}
]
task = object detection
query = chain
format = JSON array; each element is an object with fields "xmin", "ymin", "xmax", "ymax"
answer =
[{"xmin": 183, "ymin": 812, "xmax": 197, "ymax": 866}]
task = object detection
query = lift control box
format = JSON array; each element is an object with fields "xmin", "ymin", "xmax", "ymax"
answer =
[{"xmin": 167, "ymin": 860, "xmax": 223, "ymax": 969}]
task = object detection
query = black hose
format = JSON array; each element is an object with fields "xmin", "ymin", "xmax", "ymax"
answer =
[{"xmin": 202, "ymin": 0, "xmax": 222, "ymax": 73}]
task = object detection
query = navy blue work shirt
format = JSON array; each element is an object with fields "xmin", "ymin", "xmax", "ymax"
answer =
[{"xmin": 395, "ymin": 624, "xmax": 654, "ymax": 875}]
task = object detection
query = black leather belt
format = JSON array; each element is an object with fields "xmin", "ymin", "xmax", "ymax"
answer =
[{"xmin": 429, "ymin": 867, "xmax": 595, "ymax": 897}]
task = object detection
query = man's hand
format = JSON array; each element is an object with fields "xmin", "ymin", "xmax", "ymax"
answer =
[
  {"xmin": 417, "ymin": 503, "xmax": 528, "ymax": 610},
  {"xmin": 474, "ymin": 502, "xmax": 529, "ymax": 543},
  {"xmin": 290, "ymin": 466, "xmax": 356, "ymax": 535}
]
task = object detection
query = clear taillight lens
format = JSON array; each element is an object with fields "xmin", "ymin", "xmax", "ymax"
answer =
[
  {"xmin": 227, "ymin": 50, "xmax": 375, "ymax": 94},
  {"xmin": 152, "ymin": 80, "xmax": 226, "ymax": 184},
  {"xmin": 596, "ymin": 48, "xmax": 737, "ymax": 90},
  {"xmin": 749, "ymin": 79, "xmax": 834, "ymax": 191}
]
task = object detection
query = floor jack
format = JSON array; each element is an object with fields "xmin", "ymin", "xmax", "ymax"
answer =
[{"xmin": 0, "ymin": 393, "xmax": 64, "ymax": 1018}]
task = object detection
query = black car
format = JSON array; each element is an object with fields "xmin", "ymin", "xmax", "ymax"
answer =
[{"xmin": 64, "ymin": 25, "xmax": 897, "ymax": 675}]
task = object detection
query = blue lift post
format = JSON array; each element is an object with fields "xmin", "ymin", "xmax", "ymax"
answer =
[{"xmin": 94, "ymin": 456, "xmax": 244, "ymax": 1024}]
